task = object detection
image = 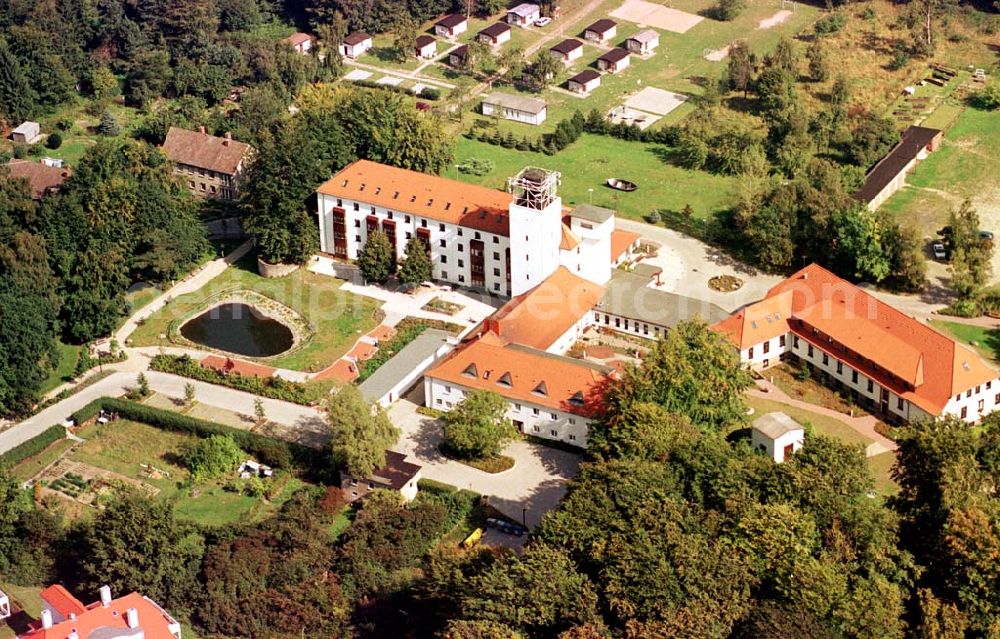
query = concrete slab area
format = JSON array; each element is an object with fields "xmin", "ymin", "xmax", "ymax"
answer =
[
  {"xmin": 343, "ymin": 69, "xmax": 373, "ymax": 81},
  {"xmin": 376, "ymin": 75, "xmax": 404, "ymax": 86},
  {"xmin": 624, "ymin": 86, "xmax": 688, "ymax": 116},
  {"xmin": 611, "ymin": 0, "xmax": 703, "ymax": 33}
]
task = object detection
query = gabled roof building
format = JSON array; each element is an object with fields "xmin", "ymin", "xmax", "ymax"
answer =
[
  {"xmin": 713, "ymin": 263, "xmax": 1000, "ymax": 423},
  {"xmin": 161, "ymin": 126, "xmax": 253, "ymax": 201}
]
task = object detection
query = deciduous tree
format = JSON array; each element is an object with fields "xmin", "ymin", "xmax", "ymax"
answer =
[
  {"xmin": 328, "ymin": 384, "xmax": 399, "ymax": 478},
  {"xmin": 442, "ymin": 390, "xmax": 517, "ymax": 459},
  {"xmin": 398, "ymin": 236, "xmax": 432, "ymax": 287},
  {"xmin": 358, "ymin": 229, "xmax": 395, "ymax": 284}
]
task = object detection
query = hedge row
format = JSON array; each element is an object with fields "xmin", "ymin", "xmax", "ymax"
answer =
[
  {"xmin": 148, "ymin": 354, "xmax": 324, "ymax": 405},
  {"xmin": 0, "ymin": 424, "xmax": 66, "ymax": 467},
  {"xmin": 350, "ymin": 78, "xmax": 441, "ymax": 100},
  {"xmin": 71, "ymin": 397, "xmax": 324, "ymax": 470}
]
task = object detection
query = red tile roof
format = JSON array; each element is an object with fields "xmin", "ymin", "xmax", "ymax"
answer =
[
  {"xmin": 283, "ymin": 32, "xmax": 313, "ymax": 46},
  {"xmin": 39, "ymin": 585, "xmax": 86, "ymax": 618},
  {"xmin": 344, "ymin": 32, "xmax": 372, "ymax": 45},
  {"xmin": 437, "ymin": 13, "xmax": 467, "ymax": 28},
  {"xmin": 317, "ymin": 160, "xmax": 513, "ymax": 235},
  {"xmin": 611, "ymin": 229, "xmax": 640, "ymax": 262},
  {"xmin": 426, "ymin": 331, "xmax": 612, "ymax": 416},
  {"xmin": 484, "ymin": 267, "xmax": 604, "ymax": 351},
  {"xmin": 713, "ymin": 263, "xmax": 997, "ymax": 414},
  {"xmin": 585, "ymin": 19, "xmax": 617, "ymax": 34},
  {"xmin": 6, "ymin": 160, "xmax": 71, "ymax": 199},
  {"xmin": 560, "ymin": 217, "xmax": 582, "ymax": 250},
  {"xmin": 551, "ymin": 38, "xmax": 583, "ymax": 55},
  {"xmin": 161, "ymin": 127, "xmax": 251, "ymax": 175},
  {"xmin": 27, "ymin": 588, "xmax": 179, "ymax": 639}
]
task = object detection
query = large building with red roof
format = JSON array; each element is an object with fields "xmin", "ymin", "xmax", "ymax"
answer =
[
  {"xmin": 713, "ymin": 264, "xmax": 1000, "ymax": 423},
  {"xmin": 315, "ymin": 162, "xmax": 628, "ymax": 297},
  {"xmin": 161, "ymin": 126, "xmax": 252, "ymax": 201},
  {"xmin": 21, "ymin": 584, "xmax": 182, "ymax": 639}
]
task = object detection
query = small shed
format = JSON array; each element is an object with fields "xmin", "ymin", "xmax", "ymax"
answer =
[
  {"xmin": 341, "ymin": 32, "xmax": 373, "ymax": 58},
  {"xmin": 597, "ymin": 47, "xmax": 630, "ymax": 73},
  {"xmin": 626, "ymin": 28, "xmax": 659, "ymax": 55},
  {"xmin": 478, "ymin": 22, "xmax": 513, "ymax": 46},
  {"xmin": 568, "ymin": 69, "xmax": 601, "ymax": 94},
  {"xmin": 482, "ymin": 92, "xmax": 548, "ymax": 125},
  {"xmin": 550, "ymin": 38, "xmax": 583, "ymax": 63},
  {"xmin": 0, "ymin": 589, "xmax": 10, "ymax": 619},
  {"xmin": 435, "ymin": 14, "xmax": 468, "ymax": 38},
  {"xmin": 752, "ymin": 412, "xmax": 805, "ymax": 463},
  {"xmin": 283, "ymin": 32, "xmax": 314, "ymax": 54},
  {"xmin": 11, "ymin": 121, "xmax": 40, "ymax": 144},
  {"xmin": 507, "ymin": 2, "xmax": 541, "ymax": 26},
  {"xmin": 584, "ymin": 19, "xmax": 617, "ymax": 42},
  {"xmin": 415, "ymin": 34, "xmax": 437, "ymax": 59}
]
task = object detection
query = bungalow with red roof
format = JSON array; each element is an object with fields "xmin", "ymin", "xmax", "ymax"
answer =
[
  {"xmin": 6, "ymin": 159, "xmax": 71, "ymax": 199},
  {"xmin": 549, "ymin": 38, "xmax": 584, "ymax": 64},
  {"xmin": 282, "ymin": 32, "xmax": 314, "ymax": 54},
  {"xmin": 340, "ymin": 32, "xmax": 373, "ymax": 58},
  {"xmin": 712, "ymin": 263, "xmax": 1000, "ymax": 423},
  {"xmin": 478, "ymin": 22, "xmax": 512, "ymax": 46},
  {"xmin": 597, "ymin": 48, "xmax": 630, "ymax": 73},
  {"xmin": 161, "ymin": 126, "xmax": 252, "ymax": 201},
  {"xmin": 415, "ymin": 34, "xmax": 437, "ymax": 59},
  {"xmin": 583, "ymin": 19, "xmax": 616, "ymax": 42},
  {"xmin": 435, "ymin": 14, "xmax": 468, "ymax": 37},
  {"xmin": 22, "ymin": 584, "xmax": 181, "ymax": 639}
]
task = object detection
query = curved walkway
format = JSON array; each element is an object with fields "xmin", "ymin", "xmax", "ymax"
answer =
[{"xmin": 748, "ymin": 379, "xmax": 897, "ymax": 456}]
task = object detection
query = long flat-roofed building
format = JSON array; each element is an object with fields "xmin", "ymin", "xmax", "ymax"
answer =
[{"xmin": 712, "ymin": 263, "xmax": 1000, "ymax": 423}]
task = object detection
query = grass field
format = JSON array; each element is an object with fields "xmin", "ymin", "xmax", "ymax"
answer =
[
  {"xmin": 69, "ymin": 419, "xmax": 303, "ymax": 527},
  {"xmin": 128, "ymin": 255, "xmax": 382, "ymax": 372},
  {"xmin": 445, "ymin": 133, "xmax": 737, "ymax": 220},
  {"xmin": 880, "ymin": 107, "xmax": 1000, "ymax": 249},
  {"xmin": 38, "ymin": 341, "xmax": 83, "ymax": 396},
  {"xmin": 930, "ymin": 319, "xmax": 1000, "ymax": 363},
  {"xmin": 11, "ymin": 438, "xmax": 77, "ymax": 483}
]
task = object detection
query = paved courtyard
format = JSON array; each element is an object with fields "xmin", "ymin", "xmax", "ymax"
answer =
[{"xmin": 388, "ymin": 387, "xmax": 581, "ymax": 529}]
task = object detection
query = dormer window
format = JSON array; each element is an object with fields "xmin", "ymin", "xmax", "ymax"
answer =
[
  {"xmin": 359, "ymin": 183, "xmax": 366, "ymax": 192},
  {"xmin": 375, "ymin": 187, "xmax": 382, "ymax": 195},
  {"xmin": 497, "ymin": 372, "xmax": 512, "ymax": 387},
  {"xmin": 569, "ymin": 391, "xmax": 585, "ymax": 405},
  {"xmin": 462, "ymin": 363, "xmax": 478, "ymax": 378},
  {"xmin": 428, "ymin": 199, "xmax": 434, "ymax": 206},
  {"xmin": 532, "ymin": 381, "xmax": 548, "ymax": 397}
]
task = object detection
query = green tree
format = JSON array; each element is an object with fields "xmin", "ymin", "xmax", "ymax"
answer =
[
  {"xmin": 605, "ymin": 320, "xmax": 752, "ymax": 431},
  {"xmin": 0, "ymin": 39, "xmax": 37, "ymax": 123},
  {"xmin": 136, "ymin": 372, "xmax": 150, "ymax": 398},
  {"xmin": 183, "ymin": 382, "xmax": 195, "ymax": 406},
  {"xmin": 714, "ymin": 0, "xmax": 746, "ymax": 20},
  {"xmin": 833, "ymin": 206, "xmax": 891, "ymax": 282},
  {"xmin": 186, "ymin": 434, "xmax": 244, "ymax": 480},
  {"xmin": 358, "ymin": 229, "xmax": 394, "ymax": 284},
  {"xmin": 727, "ymin": 40, "xmax": 755, "ymax": 97},
  {"xmin": 463, "ymin": 544, "xmax": 600, "ymax": 634},
  {"xmin": 98, "ymin": 111, "xmax": 121, "ymax": 136},
  {"xmin": 253, "ymin": 397, "xmax": 266, "ymax": 425},
  {"xmin": 328, "ymin": 384, "xmax": 399, "ymax": 478},
  {"xmin": 393, "ymin": 15, "xmax": 419, "ymax": 62},
  {"xmin": 398, "ymin": 236, "xmax": 432, "ymax": 287},
  {"xmin": 79, "ymin": 493, "xmax": 203, "ymax": 613},
  {"xmin": 524, "ymin": 50, "xmax": 560, "ymax": 91},
  {"xmin": 443, "ymin": 620, "xmax": 527, "ymax": 639},
  {"xmin": 975, "ymin": 79, "xmax": 1000, "ymax": 110},
  {"xmin": 0, "ymin": 275, "xmax": 59, "ymax": 415},
  {"xmin": 442, "ymin": 390, "xmax": 517, "ymax": 459},
  {"xmin": 947, "ymin": 199, "xmax": 992, "ymax": 300},
  {"xmin": 807, "ymin": 39, "xmax": 830, "ymax": 82}
]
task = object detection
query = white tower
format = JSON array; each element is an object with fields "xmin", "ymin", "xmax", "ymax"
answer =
[{"xmin": 507, "ymin": 168, "xmax": 564, "ymax": 296}]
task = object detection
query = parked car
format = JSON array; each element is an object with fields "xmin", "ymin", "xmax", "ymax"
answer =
[
  {"xmin": 932, "ymin": 241, "xmax": 947, "ymax": 260},
  {"xmin": 534, "ymin": 17, "xmax": 552, "ymax": 26},
  {"xmin": 981, "ymin": 230, "xmax": 994, "ymax": 241},
  {"xmin": 486, "ymin": 517, "xmax": 526, "ymax": 536}
]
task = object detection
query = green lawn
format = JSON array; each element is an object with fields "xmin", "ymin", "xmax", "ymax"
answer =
[
  {"xmin": 881, "ymin": 106, "xmax": 1000, "ymax": 239},
  {"xmin": 128, "ymin": 255, "xmax": 382, "ymax": 372},
  {"xmin": 444, "ymin": 133, "xmax": 736, "ymax": 221},
  {"xmin": 747, "ymin": 396, "xmax": 897, "ymax": 493},
  {"xmin": 930, "ymin": 319, "xmax": 1000, "ymax": 363},
  {"xmin": 11, "ymin": 438, "xmax": 76, "ymax": 483},
  {"xmin": 69, "ymin": 419, "xmax": 305, "ymax": 527},
  {"xmin": 38, "ymin": 341, "xmax": 82, "ymax": 396}
]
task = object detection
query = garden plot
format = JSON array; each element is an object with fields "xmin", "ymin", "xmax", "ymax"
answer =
[
  {"xmin": 40, "ymin": 459, "xmax": 158, "ymax": 506},
  {"xmin": 611, "ymin": 0, "xmax": 703, "ymax": 33}
]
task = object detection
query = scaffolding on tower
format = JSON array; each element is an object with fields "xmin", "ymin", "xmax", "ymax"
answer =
[{"xmin": 507, "ymin": 167, "xmax": 560, "ymax": 211}]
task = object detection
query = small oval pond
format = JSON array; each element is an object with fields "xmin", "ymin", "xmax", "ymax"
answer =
[{"xmin": 180, "ymin": 303, "xmax": 294, "ymax": 357}]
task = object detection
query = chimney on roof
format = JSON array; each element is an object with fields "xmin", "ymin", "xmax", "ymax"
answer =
[
  {"xmin": 223, "ymin": 131, "xmax": 232, "ymax": 146},
  {"xmin": 198, "ymin": 125, "xmax": 207, "ymax": 134},
  {"xmin": 126, "ymin": 608, "xmax": 139, "ymax": 629},
  {"xmin": 41, "ymin": 609, "xmax": 53, "ymax": 629},
  {"xmin": 68, "ymin": 631, "xmax": 79, "ymax": 639},
  {"xmin": 100, "ymin": 585, "xmax": 112, "ymax": 608}
]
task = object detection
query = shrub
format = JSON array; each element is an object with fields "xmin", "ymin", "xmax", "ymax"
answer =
[
  {"xmin": 149, "ymin": 354, "xmax": 324, "ymax": 405},
  {"xmin": 0, "ymin": 425, "xmax": 65, "ymax": 466},
  {"xmin": 55, "ymin": 117, "xmax": 73, "ymax": 131},
  {"xmin": 861, "ymin": 6, "xmax": 876, "ymax": 19},
  {"xmin": 243, "ymin": 476, "xmax": 266, "ymax": 498},
  {"xmin": 456, "ymin": 157, "xmax": 495, "ymax": 176},
  {"xmin": 645, "ymin": 210, "xmax": 661, "ymax": 224},
  {"xmin": 418, "ymin": 87, "xmax": 441, "ymax": 100},
  {"xmin": 888, "ymin": 51, "xmax": 910, "ymax": 71},
  {"xmin": 713, "ymin": 0, "xmax": 745, "ymax": 21},
  {"xmin": 814, "ymin": 13, "xmax": 846, "ymax": 35},
  {"xmin": 45, "ymin": 133, "xmax": 62, "ymax": 149},
  {"xmin": 186, "ymin": 434, "xmax": 244, "ymax": 480}
]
